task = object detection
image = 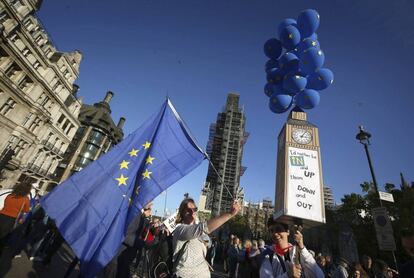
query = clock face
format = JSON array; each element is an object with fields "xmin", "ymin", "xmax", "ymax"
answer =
[{"xmin": 292, "ymin": 128, "xmax": 312, "ymax": 145}]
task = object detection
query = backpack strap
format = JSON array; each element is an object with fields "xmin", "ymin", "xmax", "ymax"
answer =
[
  {"xmin": 262, "ymin": 248, "xmax": 287, "ymax": 274},
  {"xmin": 171, "ymin": 240, "xmax": 190, "ymax": 274},
  {"xmin": 275, "ymin": 253, "xmax": 287, "ymax": 273}
]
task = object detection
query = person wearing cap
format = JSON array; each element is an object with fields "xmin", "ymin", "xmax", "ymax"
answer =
[
  {"xmin": 400, "ymin": 227, "xmax": 414, "ymax": 278},
  {"xmin": 259, "ymin": 218, "xmax": 324, "ymax": 278}
]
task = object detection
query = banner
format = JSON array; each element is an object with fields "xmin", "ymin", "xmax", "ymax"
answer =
[
  {"xmin": 163, "ymin": 212, "xmax": 180, "ymax": 233},
  {"xmin": 372, "ymin": 207, "xmax": 396, "ymax": 251},
  {"xmin": 286, "ymin": 147, "xmax": 323, "ymax": 222}
]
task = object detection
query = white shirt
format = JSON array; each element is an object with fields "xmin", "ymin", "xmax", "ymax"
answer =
[
  {"xmin": 260, "ymin": 245, "xmax": 325, "ymax": 278},
  {"xmin": 173, "ymin": 221, "xmax": 211, "ymax": 278}
]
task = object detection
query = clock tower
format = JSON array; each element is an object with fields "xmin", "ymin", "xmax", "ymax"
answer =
[{"xmin": 274, "ymin": 108, "xmax": 325, "ymax": 227}]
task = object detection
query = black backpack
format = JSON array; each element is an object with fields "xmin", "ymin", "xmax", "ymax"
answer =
[{"xmin": 147, "ymin": 232, "xmax": 189, "ymax": 278}]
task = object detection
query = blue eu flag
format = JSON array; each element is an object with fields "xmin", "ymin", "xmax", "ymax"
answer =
[{"xmin": 40, "ymin": 99, "xmax": 206, "ymax": 277}]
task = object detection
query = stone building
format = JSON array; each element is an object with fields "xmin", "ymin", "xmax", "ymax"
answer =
[
  {"xmin": 203, "ymin": 93, "xmax": 248, "ymax": 216},
  {"xmin": 55, "ymin": 91, "xmax": 125, "ymax": 182},
  {"xmin": 244, "ymin": 198, "xmax": 274, "ymax": 239},
  {"xmin": 0, "ymin": 0, "xmax": 82, "ymax": 192},
  {"xmin": 324, "ymin": 185, "xmax": 335, "ymax": 208}
]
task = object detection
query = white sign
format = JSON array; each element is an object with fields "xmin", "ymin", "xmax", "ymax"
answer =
[
  {"xmin": 286, "ymin": 147, "xmax": 323, "ymax": 223},
  {"xmin": 163, "ymin": 212, "xmax": 180, "ymax": 233},
  {"xmin": 372, "ymin": 207, "xmax": 396, "ymax": 251},
  {"xmin": 379, "ymin": 191, "xmax": 394, "ymax": 203}
]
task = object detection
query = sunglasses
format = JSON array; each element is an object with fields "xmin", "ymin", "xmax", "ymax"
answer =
[
  {"xmin": 187, "ymin": 207, "xmax": 198, "ymax": 213},
  {"xmin": 269, "ymin": 224, "xmax": 287, "ymax": 233}
]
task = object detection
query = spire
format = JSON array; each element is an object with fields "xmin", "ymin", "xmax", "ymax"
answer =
[{"xmin": 400, "ymin": 172, "xmax": 409, "ymax": 189}]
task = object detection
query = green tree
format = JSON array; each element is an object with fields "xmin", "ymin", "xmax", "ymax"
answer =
[{"xmin": 227, "ymin": 214, "xmax": 251, "ymax": 239}]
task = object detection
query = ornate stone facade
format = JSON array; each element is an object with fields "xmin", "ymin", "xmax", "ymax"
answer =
[
  {"xmin": 0, "ymin": 0, "xmax": 82, "ymax": 193},
  {"xmin": 55, "ymin": 91, "xmax": 124, "ymax": 183}
]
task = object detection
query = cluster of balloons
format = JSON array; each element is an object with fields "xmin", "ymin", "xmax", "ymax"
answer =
[{"xmin": 263, "ymin": 9, "xmax": 334, "ymax": 114}]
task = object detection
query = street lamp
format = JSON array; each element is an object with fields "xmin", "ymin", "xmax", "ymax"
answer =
[{"xmin": 356, "ymin": 125, "xmax": 383, "ymax": 207}]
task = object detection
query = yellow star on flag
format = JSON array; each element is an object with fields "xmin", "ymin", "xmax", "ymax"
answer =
[
  {"xmin": 142, "ymin": 169, "xmax": 152, "ymax": 179},
  {"xmin": 116, "ymin": 174, "xmax": 128, "ymax": 186},
  {"xmin": 142, "ymin": 141, "xmax": 151, "ymax": 149},
  {"xmin": 128, "ymin": 149, "xmax": 139, "ymax": 157},
  {"xmin": 119, "ymin": 160, "xmax": 130, "ymax": 169},
  {"xmin": 146, "ymin": 155, "xmax": 155, "ymax": 165}
]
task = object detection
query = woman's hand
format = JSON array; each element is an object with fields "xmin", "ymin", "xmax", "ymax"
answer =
[{"xmin": 230, "ymin": 200, "xmax": 241, "ymax": 216}]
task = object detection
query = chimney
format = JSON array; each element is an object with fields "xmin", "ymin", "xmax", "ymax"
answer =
[
  {"xmin": 103, "ymin": 91, "xmax": 114, "ymax": 104},
  {"xmin": 117, "ymin": 117, "xmax": 125, "ymax": 129}
]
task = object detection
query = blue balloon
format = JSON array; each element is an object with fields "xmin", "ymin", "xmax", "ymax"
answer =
[
  {"xmin": 295, "ymin": 38, "xmax": 320, "ymax": 55},
  {"xmin": 264, "ymin": 38, "xmax": 283, "ymax": 60},
  {"xmin": 279, "ymin": 52, "xmax": 299, "ymax": 73},
  {"xmin": 277, "ymin": 18, "xmax": 297, "ymax": 38},
  {"xmin": 306, "ymin": 68, "xmax": 334, "ymax": 90},
  {"xmin": 265, "ymin": 59, "xmax": 279, "ymax": 74},
  {"xmin": 297, "ymin": 9, "xmax": 320, "ymax": 38},
  {"xmin": 299, "ymin": 48, "xmax": 325, "ymax": 74},
  {"xmin": 264, "ymin": 83, "xmax": 284, "ymax": 97},
  {"xmin": 283, "ymin": 73, "xmax": 307, "ymax": 94},
  {"xmin": 279, "ymin": 25, "xmax": 301, "ymax": 50},
  {"xmin": 266, "ymin": 68, "xmax": 284, "ymax": 86},
  {"xmin": 295, "ymin": 89, "xmax": 320, "ymax": 109},
  {"xmin": 305, "ymin": 33, "xmax": 318, "ymax": 41},
  {"xmin": 269, "ymin": 93, "xmax": 293, "ymax": 113}
]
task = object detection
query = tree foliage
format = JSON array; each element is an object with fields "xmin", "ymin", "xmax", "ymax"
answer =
[
  {"xmin": 324, "ymin": 179, "xmax": 414, "ymax": 265},
  {"xmin": 227, "ymin": 214, "xmax": 252, "ymax": 239}
]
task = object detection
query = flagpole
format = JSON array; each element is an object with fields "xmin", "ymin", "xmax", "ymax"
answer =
[
  {"xmin": 163, "ymin": 189, "xmax": 168, "ymax": 220},
  {"xmin": 167, "ymin": 98, "xmax": 236, "ymax": 201},
  {"xmin": 205, "ymin": 155, "xmax": 235, "ymax": 200}
]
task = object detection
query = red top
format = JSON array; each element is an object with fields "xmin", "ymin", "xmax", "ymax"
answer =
[{"xmin": 0, "ymin": 194, "xmax": 30, "ymax": 218}]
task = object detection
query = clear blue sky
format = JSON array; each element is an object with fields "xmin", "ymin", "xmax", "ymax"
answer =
[{"xmin": 38, "ymin": 0, "xmax": 414, "ymax": 216}]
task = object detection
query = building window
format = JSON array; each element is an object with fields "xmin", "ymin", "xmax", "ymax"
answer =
[
  {"xmin": 57, "ymin": 114, "xmax": 65, "ymax": 125},
  {"xmin": 5, "ymin": 63, "xmax": 19, "ymax": 79},
  {"xmin": 45, "ymin": 132, "xmax": 53, "ymax": 142},
  {"xmin": 15, "ymin": 140, "xmax": 28, "ymax": 157},
  {"xmin": 29, "ymin": 117, "xmax": 41, "ymax": 132},
  {"xmin": 18, "ymin": 76, "xmax": 32, "ymax": 91},
  {"xmin": 44, "ymin": 48, "xmax": 51, "ymax": 57},
  {"xmin": 38, "ymin": 93, "xmax": 50, "ymax": 107},
  {"xmin": 33, "ymin": 61, "xmax": 40, "ymax": 69},
  {"xmin": 0, "ymin": 11, "xmax": 8, "ymax": 22},
  {"xmin": 9, "ymin": 33, "xmax": 18, "ymax": 42},
  {"xmin": 81, "ymin": 143, "xmax": 99, "ymax": 160},
  {"xmin": 21, "ymin": 112, "xmax": 33, "ymax": 126},
  {"xmin": 35, "ymin": 35, "xmax": 42, "ymax": 44},
  {"xmin": 0, "ymin": 97, "xmax": 16, "ymax": 115},
  {"xmin": 23, "ymin": 19, "xmax": 32, "ymax": 28},
  {"xmin": 52, "ymin": 81, "xmax": 61, "ymax": 91},
  {"xmin": 22, "ymin": 48, "xmax": 30, "ymax": 57},
  {"xmin": 66, "ymin": 124, "xmax": 74, "ymax": 135},
  {"xmin": 88, "ymin": 129, "xmax": 105, "ymax": 146},
  {"xmin": 75, "ymin": 156, "xmax": 93, "ymax": 169},
  {"xmin": 11, "ymin": 0, "xmax": 23, "ymax": 9},
  {"xmin": 61, "ymin": 119, "xmax": 70, "ymax": 131}
]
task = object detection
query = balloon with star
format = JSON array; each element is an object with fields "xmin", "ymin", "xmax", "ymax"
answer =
[{"xmin": 262, "ymin": 9, "xmax": 334, "ymax": 113}]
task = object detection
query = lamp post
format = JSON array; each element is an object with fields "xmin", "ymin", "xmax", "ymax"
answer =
[
  {"xmin": 356, "ymin": 126, "xmax": 399, "ymax": 271},
  {"xmin": 355, "ymin": 125, "xmax": 383, "ymax": 207}
]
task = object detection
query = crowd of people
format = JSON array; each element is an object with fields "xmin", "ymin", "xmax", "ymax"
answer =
[{"xmin": 0, "ymin": 182, "xmax": 413, "ymax": 278}]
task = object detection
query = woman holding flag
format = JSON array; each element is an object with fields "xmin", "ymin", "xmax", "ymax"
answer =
[{"xmin": 173, "ymin": 197, "xmax": 241, "ymax": 278}]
